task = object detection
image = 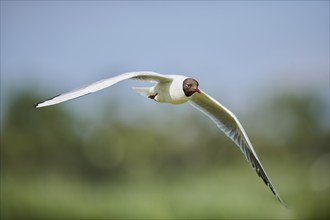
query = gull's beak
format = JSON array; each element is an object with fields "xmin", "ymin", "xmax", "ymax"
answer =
[{"xmin": 195, "ymin": 88, "xmax": 201, "ymax": 93}]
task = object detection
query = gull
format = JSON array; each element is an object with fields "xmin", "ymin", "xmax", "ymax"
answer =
[{"xmin": 34, "ymin": 71, "xmax": 286, "ymax": 206}]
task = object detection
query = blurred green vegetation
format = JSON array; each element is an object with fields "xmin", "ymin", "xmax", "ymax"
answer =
[{"xmin": 1, "ymin": 88, "xmax": 329, "ymax": 219}]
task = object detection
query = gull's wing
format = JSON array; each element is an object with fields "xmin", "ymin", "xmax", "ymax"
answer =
[
  {"xmin": 34, "ymin": 71, "xmax": 172, "ymax": 108},
  {"xmin": 190, "ymin": 91, "xmax": 286, "ymax": 206}
]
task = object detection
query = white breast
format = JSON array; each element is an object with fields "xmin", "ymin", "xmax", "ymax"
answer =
[{"xmin": 154, "ymin": 75, "xmax": 190, "ymax": 104}]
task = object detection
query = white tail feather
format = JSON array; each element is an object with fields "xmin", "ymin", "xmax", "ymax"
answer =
[{"xmin": 132, "ymin": 87, "xmax": 154, "ymax": 97}]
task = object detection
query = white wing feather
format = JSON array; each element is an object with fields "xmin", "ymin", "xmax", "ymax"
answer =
[
  {"xmin": 34, "ymin": 71, "xmax": 172, "ymax": 108},
  {"xmin": 190, "ymin": 91, "xmax": 286, "ymax": 206}
]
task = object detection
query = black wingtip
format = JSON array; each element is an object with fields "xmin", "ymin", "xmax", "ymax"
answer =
[
  {"xmin": 277, "ymin": 195, "xmax": 288, "ymax": 208},
  {"xmin": 33, "ymin": 103, "xmax": 39, "ymax": 108}
]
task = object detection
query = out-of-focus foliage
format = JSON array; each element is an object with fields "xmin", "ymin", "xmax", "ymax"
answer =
[{"xmin": 1, "ymin": 89, "xmax": 329, "ymax": 219}]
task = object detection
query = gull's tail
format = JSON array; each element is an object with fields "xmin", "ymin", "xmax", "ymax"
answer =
[{"xmin": 132, "ymin": 87, "xmax": 154, "ymax": 98}]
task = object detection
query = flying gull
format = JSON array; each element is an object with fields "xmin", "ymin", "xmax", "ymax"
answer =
[{"xmin": 34, "ymin": 71, "xmax": 286, "ymax": 206}]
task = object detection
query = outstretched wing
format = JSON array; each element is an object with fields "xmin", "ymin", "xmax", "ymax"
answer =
[
  {"xmin": 34, "ymin": 71, "xmax": 172, "ymax": 108},
  {"xmin": 190, "ymin": 91, "xmax": 286, "ymax": 206}
]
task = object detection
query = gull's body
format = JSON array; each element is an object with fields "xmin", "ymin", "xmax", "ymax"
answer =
[{"xmin": 35, "ymin": 71, "xmax": 286, "ymax": 206}]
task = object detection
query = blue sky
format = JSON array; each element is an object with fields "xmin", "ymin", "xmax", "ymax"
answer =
[{"xmin": 1, "ymin": 1, "xmax": 329, "ymax": 120}]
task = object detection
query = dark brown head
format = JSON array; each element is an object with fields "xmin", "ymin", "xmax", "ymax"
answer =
[{"xmin": 183, "ymin": 78, "xmax": 201, "ymax": 97}]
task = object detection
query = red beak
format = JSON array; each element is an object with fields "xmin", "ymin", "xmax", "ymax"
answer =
[{"xmin": 195, "ymin": 88, "xmax": 201, "ymax": 93}]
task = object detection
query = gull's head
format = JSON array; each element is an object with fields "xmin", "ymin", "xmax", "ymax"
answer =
[{"xmin": 183, "ymin": 78, "xmax": 201, "ymax": 97}]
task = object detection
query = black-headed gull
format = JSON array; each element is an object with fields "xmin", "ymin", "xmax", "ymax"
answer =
[{"xmin": 34, "ymin": 71, "xmax": 286, "ymax": 206}]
